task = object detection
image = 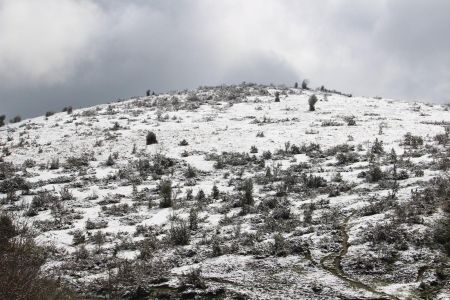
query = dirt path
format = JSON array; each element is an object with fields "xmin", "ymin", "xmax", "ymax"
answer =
[{"xmin": 320, "ymin": 214, "xmax": 400, "ymax": 300}]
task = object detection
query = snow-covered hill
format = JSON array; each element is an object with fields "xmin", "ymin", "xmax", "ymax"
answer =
[{"xmin": 1, "ymin": 84, "xmax": 449, "ymax": 299}]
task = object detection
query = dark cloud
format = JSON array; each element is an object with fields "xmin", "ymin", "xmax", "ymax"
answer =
[{"xmin": 1, "ymin": 0, "xmax": 449, "ymax": 118}]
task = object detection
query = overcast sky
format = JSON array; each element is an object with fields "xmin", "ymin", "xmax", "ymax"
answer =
[{"xmin": 1, "ymin": 0, "xmax": 450, "ymax": 118}]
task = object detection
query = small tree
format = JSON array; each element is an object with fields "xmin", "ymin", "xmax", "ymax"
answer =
[
  {"xmin": 0, "ymin": 115, "xmax": 5, "ymax": 127},
  {"xmin": 274, "ymin": 92, "xmax": 280, "ymax": 102},
  {"xmin": 302, "ymin": 79, "xmax": 309, "ymax": 89},
  {"xmin": 211, "ymin": 185, "xmax": 219, "ymax": 200},
  {"xmin": 308, "ymin": 94, "xmax": 318, "ymax": 111},
  {"xmin": 159, "ymin": 179, "xmax": 172, "ymax": 208},
  {"xmin": 189, "ymin": 208, "xmax": 198, "ymax": 230},
  {"xmin": 10, "ymin": 116, "xmax": 21, "ymax": 123},
  {"xmin": 240, "ymin": 178, "xmax": 254, "ymax": 207},
  {"xmin": 105, "ymin": 154, "xmax": 114, "ymax": 166},
  {"xmin": 294, "ymin": 82, "xmax": 298, "ymax": 89},
  {"xmin": 146, "ymin": 131, "xmax": 157, "ymax": 145},
  {"xmin": 196, "ymin": 189, "xmax": 206, "ymax": 204},
  {"xmin": 371, "ymin": 138, "xmax": 384, "ymax": 155}
]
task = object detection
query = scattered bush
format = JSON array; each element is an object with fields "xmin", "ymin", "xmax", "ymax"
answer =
[
  {"xmin": 336, "ymin": 152, "xmax": 359, "ymax": 165},
  {"xmin": 308, "ymin": 94, "xmax": 318, "ymax": 111},
  {"xmin": 211, "ymin": 185, "xmax": 220, "ymax": 200},
  {"xmin": 45, "ymin": 111, "xmax": 55, "ymax": 118},
  {"xmin": 371, "ymin": 138, "xmax": 384, "ymax": 155},
  {"xmin": 105, "ymin": 154, "xmax": 115, "ymax": 166},
  {"xmin": 240, "ymin": 178, "xmax": 254, "ymax": 207},
  {"xmin": 10, "ymin": 115, "xmax": 21, "ymax": 123},
  {"xmin": 159, "ymin": 179, "xmax": 172, "ymax": 208},
  {"xmin": 62, "ymin": 106, "xmax": 73, "ymax": 114},
  {"xmin": 366, "ymin": 165, "xmax": 384, "ymax": 182},
  {"xmin": 49, "ymin": 158, "xmax": 60, "ymax": 170},
  {"xmin": 185, "ymin": 165, "xmax": 197, "ymax": 179},
  {"xmin": 262, "ymin": 150, "xmax": 272, "ymax": 160},
  {"xmin": 189, "ymin": 208, "xmax": 199, "ymax": 231},
  {"xmin": 302, "ymin": 79, "xmax": 309, "ymax": 90},
  {"xmin": 274, "ymin": 92, "xmax": 280, "ymax": 102},
  {"xmin": 146, "ymin": 131, "xmax": 158, "ymax": 145},
  {"xmin": 168, "ymin": 220, "xmax": 190, "ymax": 245},
  {"xmin": 72, "ymin": 230, "xmax": 85, "ymax": 245},
  {"xmin": 180, "ymin": 268, "xmax": 206, "ymax": 290},
  {"xmin": 403, "ymin": 133, "xmax": 424, "ymax": 149},
  {"xmin": 0, "ymin": 214, "xmax": 76, "ymax": 300}
]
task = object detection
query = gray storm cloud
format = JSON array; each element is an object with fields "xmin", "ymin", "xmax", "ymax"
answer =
[{"xmin": 0, "ymin": 0, "xmax": 449, "ymax": 118}]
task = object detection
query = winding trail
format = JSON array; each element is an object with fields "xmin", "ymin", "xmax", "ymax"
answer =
[{"xmin": 319, "ymin": 214, "xmax": 400, "ymax": 300}]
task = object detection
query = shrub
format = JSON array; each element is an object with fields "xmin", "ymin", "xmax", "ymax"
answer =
[
  {"xmin": 308, "ymin": 95, "xmax": 318, "ymax": 111},
  {"xmin": 10, "ymin": 115, "xmax": 21, "ymax": 123},
  {"xmin": 186, "ymin": 188, "xmax": 193, "ymax": 201},
  {"xmin": 180, "ymin": 268, "xmax": 206, "ymax": 289},
  {"xmin": 250, "ymin": 145, "xmax": 258, "ymax": 153},
  {"xmin": 336, "ymin": 152, "xmax": 359, "ymax": 165},
  {"xmin": 159, "ymin": 179, "xmax": 172, "ymax": 208},
  {"xmin": 146, "ymin": 131, "xmax": 158, "ymax": 145},
  {"xmin": 302, "ymin": 79, "xmax": 309, "ymax": 89},
  {"xmin": 415, "ymin": 169, "xmax": 425, "ymax": 177},
  {"xmin": 344, "ymin": 116, "xmax": 356, "ymax": 126},
  {"xmin": 434, "ymin": 217, "xmax": 450, "ymax": 256},
  {"xmin": 72, "ymin": 230, "xmax": 85, "ymax": 245},
  {"xmin": 45, "ymin": 111, "xmax": 55, "ymax": 118},
  {"xmin": 189, "ymin": 208, "xmax": 198, "ymax": 231},
  {"xmin": 0, "ymin": 176, "xmax": 29, "ymax": 194},
  {"xmin": 59, "ymin": 186, "xmax": 73, "ymax": 200},
  {"xmin": 66, "ymin": 154, "xmax": 91, "ymax": 169},
  {"xmin": 196, "ymin": 189, "xmax": 206, "ymax": 204},
  {"xmin": 85, "ymin": 219, "xmax": 107, "ymax": 230},
  {"xmin": 438, "ymin": 157, "xmax": 450, "ymax": 171},
  {"xmin": 26, "ymin": 191, "xmax": 58, "ymax": 216},
  {"xmin": 49, "ymin": 158, "xmax": 60, "ymax": 170},
  {"xmin": 168, "ymin": 220, "xmax": 190, "ymax": 245},
  {"xmin": 184, "ymin": 165, "xmax": 197, "ymax": 178},
  {"xmin": 371, "ymin": 138, "xmax": 384, "ymax": 155},
  {"xmin": 273, "ymin": 233, "xmax": 289, "ymax": 257},
  {"xmin": 403, "ymin": 133, "xmax": 424, "ymax": 149},
  {"xmin": 105, "ymin": 154, "xmax": 115, "ymax": 166},
  {"xmin": 240, "ymin": 179, "xmax": 254, "ymax": 207},
  {"xmin": 274, "ymin": 92, "xmax": 280, "ymax": 102},
  {"xmin": 0, "ymin": 214, "xmax": 75, "ymax": 300},
  {"xmin": 211, "ymin": 185, "xmax": 219, "ymax": 200},
  {"xmin": 179, "ymin": 139, "xmax": 189, "ymax": 146},
  {"xmin": 262, "ymin": 150, "xmax": 272, "ymax": 160},
  {"xmin": 302, "ymin": 174, "xmax": 327, "ymax": 189},
  {"xmin": 366, "ymin": 165, "xmax": 384, "ymax": 182},
  {"xmin": 62, "ymin": 106, "xmax": 73, "ymax": 114},
  {"xmin": 0, "ymin": 162, "xmax": 14, "ymax": 180}
]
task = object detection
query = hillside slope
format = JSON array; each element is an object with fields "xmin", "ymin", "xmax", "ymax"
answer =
[{"xmin": 1, "ymin": 84, "xmax": 449, "ymax": 299}]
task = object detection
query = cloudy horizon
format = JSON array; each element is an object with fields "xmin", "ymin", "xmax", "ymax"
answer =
[{"xmin": 1, "ymin": 0, "xmax": 450, "ymax": 119}]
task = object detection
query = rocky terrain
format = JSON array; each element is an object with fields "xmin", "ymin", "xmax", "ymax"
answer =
[{"xmin": 1, "ymin": 83, "xmax": 449, "ymax": 299}]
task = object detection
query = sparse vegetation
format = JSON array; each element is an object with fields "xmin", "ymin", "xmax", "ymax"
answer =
[
  {"xmin": 146, "ymin": 131, "xmax": 158, "ymax": 145},
  {"xmin": 308, "ymin": 94, "xmax": 318, "ymax": 111}
]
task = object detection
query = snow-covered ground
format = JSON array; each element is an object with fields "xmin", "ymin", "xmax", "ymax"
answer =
[{"xmin": 1, "ymin": 84, "xmax": 449, "ymax": 299}]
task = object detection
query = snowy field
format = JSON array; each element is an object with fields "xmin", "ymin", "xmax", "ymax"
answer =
[{"xmin": 1, "ymin": 84, "xmax": 449, "ymax": 299}]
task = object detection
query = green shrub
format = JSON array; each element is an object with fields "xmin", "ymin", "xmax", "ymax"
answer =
[
  {"xmin": 308, "ymin": 94, "xmax": 318, "ymax": 111},
  {"xmin": 146, "ymin": 131, "xmax": 158, "ymax": 145},
  {"xmin": 168, "ymin": 220, "xmax": 190, "ymax": 245},
  {"xmin": 159, "ymin": 179, "xmax": 172, "ymax": 208}
]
